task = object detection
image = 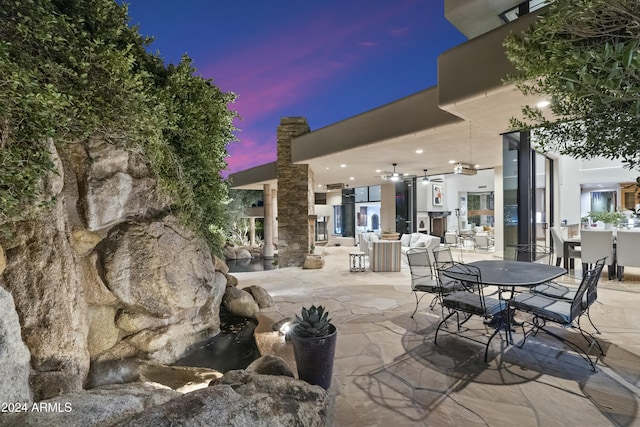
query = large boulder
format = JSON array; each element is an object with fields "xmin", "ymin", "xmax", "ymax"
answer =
[
  {"xmin": 0, "ymin": 287, "xmax": 32, "ymax": 404},
  {"xmin": 0, "ymin": 197, "xmax": 90, "ymax": 400},
  {"xmin": 0, "ymin": 382, "xmax": 180, "ymax": 427},
  {"xmin": 246, "ymin": 355, "xmax": 294, "ymax": 378},
  {"xmin": 99, "ymin": 216, "xmax": 225, "ymax": 318},
  {"xmin": 84, "ymin": 139, "xmax": 169, "ymax": 231},
  {"xmin": 223, "ymin": 287, "xmax": 260, "ymax": 318},
  {"xmin": 303, "ymin": 255, "xmax": 324, "ymax": 269},
  {"xmin": 243, "ymin": 285, "xmax": 274, "ymax": 308},
  {"xmin": 85, "ymin": 359, "xmax": 221, "ymax": 393},
  {"xmin": 122, "ymin": 370, "xmax": 330, "ymax": 426}
]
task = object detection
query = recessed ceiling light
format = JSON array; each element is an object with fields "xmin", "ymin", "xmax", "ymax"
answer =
[
  {"xmin": 537, "ymin": 100, "xmax": 550, "ymax": 108},
  {"xmin": 326, "ymin": 167, "xmax": 330, "ymax": 170},
  {"xmin": 474, "ymin": 164, "xmax": 480, "ymax": 168},
  {"xmin": 449, "ymin": 160, "xmax": 456, "ymax": 164},
  {"xmin": 340, "ymin": 164, "xmax": 346, "ymax": 168},
  {"xmin": 349, "ymin": 176, "xmax": 354, "ymax": 180},
  {"xmin": 416, "ymin": 149, "xmax": 423, "ymax": 154},
  {"xmin": 375, "ymin": 169, "xmax": 381, "ymax": 173}
]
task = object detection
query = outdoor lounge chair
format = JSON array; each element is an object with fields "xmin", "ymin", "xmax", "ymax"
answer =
[{"xmin": 510, "ymin": 262, "xmax": 606, "ymax": 371}]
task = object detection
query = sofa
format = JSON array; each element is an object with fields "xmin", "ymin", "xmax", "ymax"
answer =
[{"xmin": 400, "ymin": 232, "xmax": 441, "ymax": 263}]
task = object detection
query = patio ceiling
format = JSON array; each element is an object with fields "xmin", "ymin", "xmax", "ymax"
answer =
[{"xmin": 302, "ymin": 84, "xmax": 545, "ymax": 191}]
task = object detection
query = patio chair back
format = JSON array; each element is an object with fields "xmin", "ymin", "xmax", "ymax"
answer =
[
  {"xmin": 406, "ymin": 248, "xmax": 435, "ymax": 289},
  {"xmin": 580, "ymin": 230, "xmax": 613, "ymax": 265},
  {"xmin": 550, "ymin": 227, "xmax": 580, "ymax": 267},
  {"xmin": 515, "ymin": 244, "xmax": 552, "ymax": 264},
  {"xmin": 406, "ymin": 248, "xmax": 439, "ymax": 318},
  {"xmin": 615, "ymin": 230, "xmax": 640, "ymax": 280},
  {"xmin": 433, "ymin": 246, "xmax": 454, "ymax": 266}
]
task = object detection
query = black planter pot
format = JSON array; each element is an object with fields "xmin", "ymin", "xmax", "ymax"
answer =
[{"xmin": 290, "ymin": 324, "xmax": 337, "ymax": 390}]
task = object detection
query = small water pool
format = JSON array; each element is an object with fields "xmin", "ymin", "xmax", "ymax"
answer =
[
  {"xmin": 173, "ymin": 314, "xmax": 261, "ymax": 373},
  {"xmin": 226, "ymin": 257, "xmax": 278, "ymax": 273}
]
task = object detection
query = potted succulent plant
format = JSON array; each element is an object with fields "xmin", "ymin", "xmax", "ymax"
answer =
[{"xmin": 290, "ymin": 305, "xmax": 337, "ymax": 390}]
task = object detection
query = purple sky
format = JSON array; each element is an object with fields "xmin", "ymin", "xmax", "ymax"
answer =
[{"xmin": 124, "ymin": 1, "xmax": 466, "ymax": 175}]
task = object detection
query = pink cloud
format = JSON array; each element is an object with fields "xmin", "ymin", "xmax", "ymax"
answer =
[
  {"xmin": 225, "ymin": 130, "xmax": 277, "ymax": 174},
  {"xmin": 201, "ymin": 3, "xmax": 413, "ymax": 126}
]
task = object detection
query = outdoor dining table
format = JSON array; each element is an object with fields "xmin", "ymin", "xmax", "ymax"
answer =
[{"xmin": 442, "ymin": 260, "xmax": 566, "ymax": 344}]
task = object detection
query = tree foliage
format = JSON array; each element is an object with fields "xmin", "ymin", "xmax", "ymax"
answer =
[
  {"xmin": 0, "ymin": 0, "xmax": 237, "ymax": 251},
  {"xmin": 504, "ymin": 0, "xmax": 640, "ymax": 169}
]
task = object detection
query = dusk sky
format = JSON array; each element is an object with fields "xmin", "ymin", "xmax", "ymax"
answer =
[{"xmin": 124, "ymin": 1, "xmax": 467, "ymax": 175}]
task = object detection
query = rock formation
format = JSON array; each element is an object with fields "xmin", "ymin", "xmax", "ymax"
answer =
[{"xmin": 0, "ymin": 139, "xmax": 228, "ymax": 400}]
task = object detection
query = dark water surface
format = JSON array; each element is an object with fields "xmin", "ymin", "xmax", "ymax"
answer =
[
  {"xmin": 226, "ymin": 257, "xmax": 278, "ymax": 273},
  {"xmin": 173, "ymin": 314, "xmax": 260, "ymax": 373}
]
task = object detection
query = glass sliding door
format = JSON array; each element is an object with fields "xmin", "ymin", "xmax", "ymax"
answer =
[
  {"xmin": 502, "ymin": 131, "xmax": 554, "ymax": 260},
  {"xmin": 534, "ymin": 152, "xmax": 552, "ymax": 248}
]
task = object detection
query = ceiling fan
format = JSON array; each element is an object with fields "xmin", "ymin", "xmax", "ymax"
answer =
[
  {"xmin": 420, "ymin": 169, "xmax": 443, "ymax": 185},
  {"xmin": 379, "ymin": 163, "xmax": 402, "ymax": 181}
]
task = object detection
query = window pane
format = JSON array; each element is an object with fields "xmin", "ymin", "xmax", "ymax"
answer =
[
  {"xmin": 369, "ymin": 185, "xmax": 381, "ymax": 202},
  {"xmin": 355, "ymin": 187, "xmax": 368, "ymax": 202}
]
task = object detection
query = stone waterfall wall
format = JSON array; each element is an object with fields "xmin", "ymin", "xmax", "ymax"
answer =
[
  {"xmin": 0, "ymin": 139, "xmax": 228, "ymax": 400},
  {"xmin": 276, "ymin": 117, "xmax": 315, "ymax": 267}
]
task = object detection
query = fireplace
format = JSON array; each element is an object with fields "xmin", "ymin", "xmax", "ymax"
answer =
[{"xmin": 427, "ymin": 211, "xmax": 451, "ymax": 240}]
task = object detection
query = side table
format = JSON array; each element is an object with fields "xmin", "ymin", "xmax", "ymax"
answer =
[{"xmin": 349, "ymin": 252, "xmax": 366, "ymax": 272}]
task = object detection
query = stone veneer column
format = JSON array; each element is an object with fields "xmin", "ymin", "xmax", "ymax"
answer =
[{"xmin": 277, "ymin": 117, "xmax": 314, "ymax": 267}]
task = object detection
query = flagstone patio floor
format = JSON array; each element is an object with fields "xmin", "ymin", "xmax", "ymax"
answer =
[{"xmin": 235, "ymin": 245, "xmax": 640, "ymax": 427}]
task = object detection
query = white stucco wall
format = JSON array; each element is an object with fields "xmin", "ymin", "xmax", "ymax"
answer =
[{"xmin": 557, "ymin": 156, "xmax": 638, "ymax": 225}]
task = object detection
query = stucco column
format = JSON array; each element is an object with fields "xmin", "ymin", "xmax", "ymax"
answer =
[
  {"xmin": 272, "ymin": 188, "xmax": 278, "ymax": 248},
  {"xmin": 263, "ymin": 183, "xmax": 275, "ymax": 259},
  {"xmin": 249, "ymin": 217, "xmax": 256, "ymax": 247}
]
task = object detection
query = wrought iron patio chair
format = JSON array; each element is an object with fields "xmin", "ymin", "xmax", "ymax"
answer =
[
  {"xmin": 530, "ymin": 257, "xmax": 606, "ymax": 334},
  {"xmin": 510, "ymin": 262, "xmax": 606, "ymax": 372},
  {"xmin": 406, "ymin": 248, "xmax": 438, "ymax": 318},
  {"xmin": 434, "ymin": 263, "xmax": 506, "ymax": 362},
  {"xmin": 514, "ymin": 244, "xmax": 552, "ymax": 264},
  {"xmin": 408, "ymin": 247, "xmax": 465, "ymax": 318}
]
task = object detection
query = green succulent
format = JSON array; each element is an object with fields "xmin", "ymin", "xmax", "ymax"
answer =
[{"xmin": 293, "ymin": 305, "xmax": 332, "ymax": 338}]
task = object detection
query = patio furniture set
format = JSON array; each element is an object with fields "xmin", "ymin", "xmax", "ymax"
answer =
[{"xmin": 407, "ymin": 243, "xmax": 607, "ymax": 372}]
